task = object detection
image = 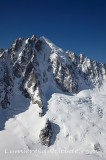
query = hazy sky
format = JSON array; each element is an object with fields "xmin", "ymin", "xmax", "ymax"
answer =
[{"xmin": 0, "ymin": 0, "xmax": 106, "ymax": 63}]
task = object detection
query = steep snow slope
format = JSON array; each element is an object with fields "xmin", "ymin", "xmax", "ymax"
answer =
[{"xmin": 0, "ymin": 82, "xmax": 106, "ymax": 159}]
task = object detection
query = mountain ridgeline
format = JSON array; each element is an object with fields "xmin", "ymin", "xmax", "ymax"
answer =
[{"xmin": 0, "ymin": 35, "xmax": 106, "ymax": 115}]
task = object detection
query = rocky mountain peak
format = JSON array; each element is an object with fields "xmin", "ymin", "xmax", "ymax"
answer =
[{"xmin": 0, "ymin": 35, "xmax": 106, "ymax": 116}]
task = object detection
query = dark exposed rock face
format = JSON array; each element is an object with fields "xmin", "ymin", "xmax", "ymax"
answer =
[
  {"xmin": 53, "ymin": 58, "xmax": 78, "ymax": 93},
  {"xmin": 39, "ymin": 119, "xmax": 52, "ymax": 146},
  {"xmin": 94, "ymin": 143, "xmax": 103, "ymax": 152},
  {"xmin": 0, "ymin": 35, "xmax": 106, "ymax": 112},
  {"xmin": 35, "ymin": 40, "xmax": 42, "ymax": 52},
  {"xmin": 0, "ymin": 51, "xmax": 13, "ymax": 109},
  {"xmin": 13, "ymin": 63, "xmax": 22, "ymax": 78},
  {"xmin": 10, "ymin": 38, "xmax": 24, "ymax": 54}
]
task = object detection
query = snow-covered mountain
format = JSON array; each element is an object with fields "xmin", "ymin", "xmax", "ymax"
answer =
[
  {"xmin": 0, "ymin": 35, "xmax": 106, "ymax": 110},
  {"xmin": 0, "ymin": 35, "xmax": 106, "ymax": 160}
]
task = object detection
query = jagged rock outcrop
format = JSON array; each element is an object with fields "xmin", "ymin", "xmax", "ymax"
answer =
[
  {"xmin": 0, "ymin": 50, "xmax": 13, "ymax": 109},
  {"xmin": 39, "ymin": 119, "xmax": 52, "ymax": 146},
  {"xmin": 0, "ymin": 35, "xmax": 106, "ymax": 112},
  {"xmin": 94, "ymin": 143, "xmax": 103, "ymax": 152}
]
